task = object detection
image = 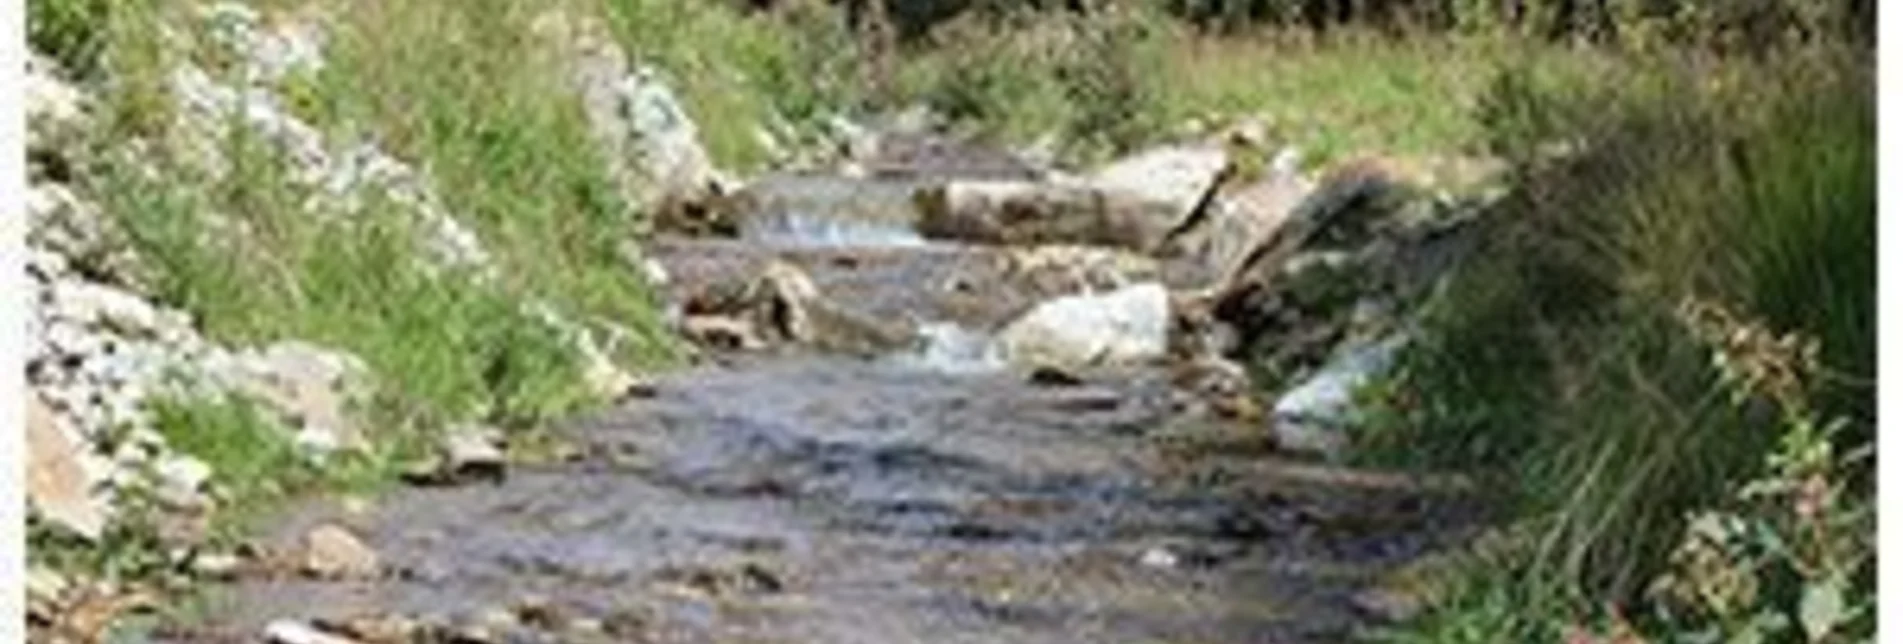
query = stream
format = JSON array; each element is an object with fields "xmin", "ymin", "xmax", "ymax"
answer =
[{"xmin": 167, "ymin": 172, "xmax": 1478, "ymax": 644}]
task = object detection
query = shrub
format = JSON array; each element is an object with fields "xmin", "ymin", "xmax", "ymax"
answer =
[{"xmin": 1358, "ymin": 43, "xmax": 1873, "ymax": 634}]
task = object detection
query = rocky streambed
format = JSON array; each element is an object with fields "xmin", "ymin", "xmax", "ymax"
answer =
[{"xmin": 163, "ymin": 132, "xmax": 1495, "ymax": 643}]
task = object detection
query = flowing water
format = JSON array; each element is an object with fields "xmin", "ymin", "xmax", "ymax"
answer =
[{"xmin": 168, "ymin": 173, "xmax": 1477, "ymax": 643}]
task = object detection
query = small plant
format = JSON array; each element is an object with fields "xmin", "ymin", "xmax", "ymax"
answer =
[{"xmin": 1638, "ymin": 299, "xmax": 1874, "ymax": 644}]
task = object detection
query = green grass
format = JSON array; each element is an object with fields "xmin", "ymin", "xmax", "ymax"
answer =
[
  {"xmin": 1354, "ymin": 45, "xmax": 1874, "ymax": 638},
  {"xmin": 885, "ymin": 7, "xmax": 1613, "ymax": 167}
]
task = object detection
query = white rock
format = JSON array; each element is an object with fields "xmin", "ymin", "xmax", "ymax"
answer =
[
  {"xmin": 224, "ymin": 342, "xmax": 371, "ymax": 453},
  {"xmin": 153, "ymin": 454, "xmax": 214, "ymax": 509},
  {"xmin": 1140, "ymin": 547, "xmax": 1179, "ymax": 569},
  {"xmin": 1271, "ymin": 334, "xmax": 1409, "ymax": 458},
  {"xmin": 27, "ymin": 396, "xmax": 108, "ymax": 540},
  {"xmin": 264, "ymin": 619, "xmax": 365, "ymax": 644},
  {"xmin": 50, "ymin": 277, "xmax": 164, "ymax": 335},
  {"xmin": 997, "ymin": 283, "xmax": 1171, "ymax": 371},
  {"xmin": 641, "ymin": 258, "xmax": 671, "ymax": 289},
  {"xmin": 25, "ymin": 54, "xmax": 87, "ymax": 126}
]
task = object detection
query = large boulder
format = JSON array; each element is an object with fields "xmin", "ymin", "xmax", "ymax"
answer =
[{"xmin": 996, "ymin": 282, "xmax": 1171, "ymax": 371}]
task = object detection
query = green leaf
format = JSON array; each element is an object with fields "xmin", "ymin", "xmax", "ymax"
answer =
[{"xmin": 1799, "ymin": 575, "xmax": 1846, "ymax": 641}]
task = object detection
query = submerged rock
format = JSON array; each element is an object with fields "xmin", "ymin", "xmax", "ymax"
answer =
[{"xmin": 997, "ymin": 282, "xmax": 1171, "ymax": 371}]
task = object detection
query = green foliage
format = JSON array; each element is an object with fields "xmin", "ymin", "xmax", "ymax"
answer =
[
  {"xmin": 890, "ymin": 4, "xmax": 1174, "ymax": 158},
  {"xmin": 310, "ymin": 0, "xmax": 679, "ymax": 373},
  {"xmin": 29, "ymin": 0, "xmax": 113, "ymax": 77},
  {"xmin": 1356, "ymin": 44, "xmax": 1873, "ymax": 640}
]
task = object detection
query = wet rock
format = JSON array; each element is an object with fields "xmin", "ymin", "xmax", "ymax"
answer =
[
  {"xmin": 913, "ymin": 179, "xmax": 1106, "ymax": 245},
  {"xmin": 1139, "ymin": 547, "xmax": 1179, "ymax": 569},
  {"xmin": 265, "ymin": 619, "xmax": 365, "ymax": 644},
  {"xmin": 752, "ymin": 261, "xmax": 823, "ymax": 342},
  {"xmin": 27, "ymin": 396, "xmax": 107, "ymax": 540},
  {"xmin": 408, "ymin": 425, "xmax": 507, "ymax": 487},
  {"xmin": 1271, "ymin": 334, "xmax": 1409, "ymax": 458},
  {"xmin": 679, "ymin": 315, "xmax": 765, "ymax": 351},
  {"xmin": 997, "ymin": 283, "xmax": 1171, "ymax": 371},
  {"xmin": 653, "ymin": 561, "xmax": 786, "ymax": 598},
  {"xmin": 1004, "ymin": 245, "xmax": 1157, "ymax": 294},
  {"xmin": 324, "ymin": 614, "xmax": 423, "ymax": 643},
  {"xmin": 301, "ymin": 524, "xmax": 380, "ymax": 579}
]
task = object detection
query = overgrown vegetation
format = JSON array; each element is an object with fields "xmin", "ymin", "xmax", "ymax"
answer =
[
  {"xmin": 36, "ymin": 0, "xmax": 681, "ymax": 558},
  {"xmin": 1356, "ymin": 36, "xmax": 1872, "ymax": 642}
]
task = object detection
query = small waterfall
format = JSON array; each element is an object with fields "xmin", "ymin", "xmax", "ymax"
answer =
[{"xmin": 740, "ymin": 210, "xmax": 928, "ymax": 248}]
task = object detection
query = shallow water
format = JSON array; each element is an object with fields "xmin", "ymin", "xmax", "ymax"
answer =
[{"xmin": 169, "ymin": 166, "xmax": 1475, "ymax": 643}]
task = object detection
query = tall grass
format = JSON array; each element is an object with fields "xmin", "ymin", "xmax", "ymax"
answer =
[
  {"xmin": 1358, "ymin": 45, "xmax": 1873, "ymax": 637},
  {"xmin": 597, "ymin": 0, "xmax": 861, "ymax": 169}
]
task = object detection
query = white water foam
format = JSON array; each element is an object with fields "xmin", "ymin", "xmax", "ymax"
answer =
[{"xmin": 740, "ymin": 211, "xmax": 928, "ymax": 248}]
